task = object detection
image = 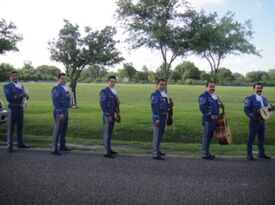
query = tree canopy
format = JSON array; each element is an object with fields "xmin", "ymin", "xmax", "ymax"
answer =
[
  {"xmin": 49, "ymin": 20, "xmax": 123, "ymax": 104},
  {"xmin": 0, "ymin": 18, "xmax": 23, "ymax": 55}
]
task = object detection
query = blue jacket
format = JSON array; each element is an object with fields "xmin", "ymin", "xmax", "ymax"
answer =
[
  {"xmin": 198, "ymin": 91, "xmax": 219, "ymax": 122},
  {"xmin": 99, "ymin": 87, "xmax": 117, "ymax": 117},
  {"xmin": 150, "ymin": 90, "xmax": 168, "ymax": 123},
  {"xmin": 51, "ymin": 84, "xmax": 71, "ymax": 115},
  {"xmin": 244, "ymin": 94, "xmax": 268, "ymax": 121},
  {"xmin": 3, "ymin": 82, "xmax": 24, "ymax": 108}
]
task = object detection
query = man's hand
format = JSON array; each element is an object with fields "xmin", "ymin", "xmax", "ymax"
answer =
[
  {"xmin": 107, "ymin": 116, "xmax": 113, "ymax": 123},
  {"xmin": 59, "ymin": 114, "xmax": 65, "ymax": 121},
  {"xmin": 210, "ymin": 115, "xmax": 218, "ymax": 120},
  {"xmin": 154, "ymin": 121, "xmax": 160, "ymax": 127},
  {"xmin": 21, "ymin": 93, "xmax": 28, "ymax": 98}
]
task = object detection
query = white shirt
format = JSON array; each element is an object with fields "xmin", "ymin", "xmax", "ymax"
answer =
[
  {"xmin": 109, "ymin": 87, "xmax": 117, "ymax": 96},
  {"xmin": 160, "ymin": 91, "xmax": 168, "ymax": 98},
  {"xmin": 12, "ymin": 82, "xmax": 23, "ymax": 90},
  {"xmin": 210, "ymin": 93, "xmax": 218, "ymax": 100},
  {"xmin": 255, "ymin": 93, "xmax": 264, "ymax": 107},
  {"xmin": 61, "ymin": 85, "xmax": 70, "ymax": 93}
]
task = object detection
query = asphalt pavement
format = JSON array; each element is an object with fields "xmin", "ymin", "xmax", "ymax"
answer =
[{"xmin": 0, "ymin": 148, "xmax": 274, "ymax": 205}]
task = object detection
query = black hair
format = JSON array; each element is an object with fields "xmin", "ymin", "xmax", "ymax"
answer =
[
  {"xmin": 205, "ymin": 80, "xmax": 215, "ymax": 87},
  {"xmin": 9, "ymin": 70, "xmax": 18, "ymax": 76},
  {"xmin": 108, "ymin": 75, "xmax": 117, "ymax": 81},
  {"xmin": 156, "ymin": 79, "xmax": 166, "ymax": 85},
  {"xmin": 58, "ymin": 73, "xmax": 66, "ymax": 79},
  {"xmin": 253, "ymin": 82, "xmax": 263, "ymax": 89}
]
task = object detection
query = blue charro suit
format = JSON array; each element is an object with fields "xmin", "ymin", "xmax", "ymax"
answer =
[
  {"xmin": 99, "ymin": 87, "xmax": 118, "ymax": 155},
  {"xmin": 244, "ymin": 94, "xmax": 268, "ymax": 157},
  {"xmin": 3, "ymin": 82, "xmax": 25, "ymax": 149},
  {"xmin": 51, "ymin": 83, "xmax": 71, "ymax": 152},
  {"xmin": 198, "ymin": 91, "xmax": 219, "ymax": 157},
  {"xmin": 150, "ymin": 90, "xmax": 168, "ymax": 157}
]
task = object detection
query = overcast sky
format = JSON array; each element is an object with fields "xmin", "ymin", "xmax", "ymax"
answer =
[{"xmin": 0, "ymin": 0, "xmax": 274, "ymax": 74}]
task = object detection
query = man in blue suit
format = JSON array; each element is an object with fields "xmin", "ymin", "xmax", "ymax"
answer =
[
  {"xmin": 99, "ymin": 75, "xmax": 118, "ymax": 158},
  {"xmin": 244, "ymin": 82, "xmax": 271, "ymax": 161},
  {"xmin": 51, "ymin": 73, "xmax": 71, "ymax": 155},
  {"xmin": 150, "ymin": 79, "xmax": 168, "ymax": 160},
  {"xmin": 3, "ymin": 71, "xmax": 29, "ymax": 153},
  {"xmin": 198, "ymin": 81, "xmax": 220, "ymax": 160}
]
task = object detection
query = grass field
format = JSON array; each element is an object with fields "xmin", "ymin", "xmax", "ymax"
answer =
[{"xmin": 0, "ymin": 83, "xmax": 275, "ymax": 147}]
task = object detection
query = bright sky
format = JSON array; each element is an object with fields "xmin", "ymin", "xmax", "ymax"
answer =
[{"xmin": 0, "ymin": 0, "xmax": 274, "ymax": 74}]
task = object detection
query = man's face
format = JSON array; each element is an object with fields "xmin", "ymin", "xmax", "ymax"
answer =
[
  {"xmin": 59, "ymin": 75, "xmax": 66, "ymax": 85},
  {"xmin": 108, "ymin": 78, "xmax": 116, "ymax": 88},
  {"xmin": 206, "ymin": 83, "xmax": 216, "ymax": 94},
  {"xmin": 157, "ymin": 80, "xmax": 167, "ymax": 91},
  {"xmin": 254, "ymin": 85, "xmax": 263, "ymax": 95},
  {"xmin": 10, "ymin": 73, "xmax": 19, "ymax": 83}
]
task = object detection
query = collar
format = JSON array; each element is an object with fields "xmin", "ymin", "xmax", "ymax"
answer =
[
  {"xmin": 12, "ymin": 82, "xmax": 23, "ymax": 89},
  {"xmin": 108, "ymin": 87, "xmax": 117, "ymax": 96}
]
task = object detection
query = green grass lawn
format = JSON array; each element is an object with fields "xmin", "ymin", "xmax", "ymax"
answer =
[{"xmin": 0, "ymin": 83, "xmax": 275, "ymax": 147}]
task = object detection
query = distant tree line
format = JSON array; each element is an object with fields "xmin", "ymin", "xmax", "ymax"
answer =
[{"xmin": 2, "ymin": 61, "xmax": 273, "ymax": 86}]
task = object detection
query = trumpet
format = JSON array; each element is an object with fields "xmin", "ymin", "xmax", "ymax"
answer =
[
  {"xmin": 22, "ymin": 86, "xmax": 29, "ymax": 108},
  {"xmin": 68, "ymin": 88, "xmax": 76, "ymax": 108}
]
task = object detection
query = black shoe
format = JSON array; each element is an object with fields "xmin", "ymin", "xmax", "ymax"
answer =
[
  {"xmin": 153, "ymin": 156, "xmax": 165, "ymax": 160},
  {"xmin": 210, "ymin": 154, "xmax": 216, "ymax": 159},
  {"xmin": 18, "ymin": 144, "xmax": 29, "ymax": 148},
  {"xmin": 247, "ymin": 156, "xmax": 255, "ymax": 161},
  {"xmin": 202, "ymin": 155, "xmax": 215, "ymax": 160},
  {"xmin": 110, "ymin": 150, "xmax": 117, "ymax": 155},
  {"xmin": 7, "ymin": 148, "xmax": 13, "ymax": 153},
  {"xmin": 52, "ymin": 151, "xmax": 61, "ymax": 156},
  {"xmin": 104, "ymin": 154, "xmax": 114, "ymax": 158},
  {"xmin": 159, "ymin": 151, "xmax": 166, "ymax": 156},
  {"xmin": 60, "ymin": 147, "xmax": 71, "ymax": 151},
  {"xmin": 259, "ymin": 155, "xmax": 271, "ymax": 160}
]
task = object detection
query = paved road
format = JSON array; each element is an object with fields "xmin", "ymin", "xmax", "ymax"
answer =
[{"xmin": 0, "ymin": 148, "xmax": 274, "ymax": 205}]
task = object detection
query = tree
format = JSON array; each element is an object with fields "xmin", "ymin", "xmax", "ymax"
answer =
[
  {"xmin": 116, "ymin": 0, "xmax": 193, "ymax": 84},
  {"xmin": 232, "ymin": 72, "xmax": 245, "ymax": 83},
  {"xmin": 36, "ymin": 65, "xmax": 61, "ymax": 81},
  {"xmin": 49, "ymin": 20, "xmax": 123, "ymax": 105},
  {"xmin": 19, "ymin": 61, "xmax": 37, "ymax": 81},
  {"xmin": 190, "ymin": 11, "xmax": 259, "ymax": 82},
  {"xmin": 0, "ymin": 19, "xmax": 23, "ymax": 54},
  {"xmin": 216, "ymin": 67, "xmax": 233, "ymax": 83},
  {"xmin": 174, "ymin": 61, "xmax": 200, "ymax": 80},
  {"xmin": 246, "ymin": 71, "xmax": 269, "ymax": 82},
  {"xmin": 85, "ymin": 64, "xmax": 108, "ymax": 82},
  {"xmin": 200, "ymin": 71, "xmax": 211, "ymax": 82},
  {"xmin": 118, "ymin": 63, "xmax": 137, "ymax": 81},
  {"xmin": 0, "ymin": 63, "xmax": 15, "ymax": 81}
]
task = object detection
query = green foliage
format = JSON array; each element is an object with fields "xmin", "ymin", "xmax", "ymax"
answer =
[
  {"xmin": 49, "ymin": 20, "xmax": 123, "ymax": 103},
  {"xmin": 0, "ymin": 63, "xmax": 15, "ymax": 81},
  {"xmin": 0, "ymin": 18, "xmax": 23, "ymax": 54},
  {"xmin": 80, "ymin": 65, "xmax": 108, "ymax": 82},
  {"xmin": 118, "ymin": 63, "xmax": 137, "ymax": 81},
  {"xmin": 116, "ymin": 0, "xmax": 193, "ymax": 82},
  {"xmin": 189, "ymin": 11, "xmax": 259, "ymax": 82}
]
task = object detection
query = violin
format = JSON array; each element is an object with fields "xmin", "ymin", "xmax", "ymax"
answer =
[
  {"xmin": 215, "ymin": 97, "xmax": 232, "ymax": 145},
  {"xmin": 115, "ymin": 96, "xmax": 121, "ymax": 123},
  {"xmin": 167, "ymin": 98, "xmax": 174, "ymax": 126}
]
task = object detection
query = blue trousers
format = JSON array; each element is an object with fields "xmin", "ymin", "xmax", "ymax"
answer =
[
  {"xmin": 201, "ymin": 121, "xmax": 216, "ymax": 157},
  {"xmin": 247, "ymin": 120, "xmax": 265, "ymax": 157},
  {"xmin": 52, "ymin": 110, "xmax": 68, "ymax": 151},
  {"xmin": 7, "ymin": 107, "xmax": 24, "ymax": 148},
  {"xmin": 102, "ymin": 115, "xmax": 115, "ymax": 155},
  {"xmin": 152, "ymin": 115, "xmax": 166, "ymax": 157}
]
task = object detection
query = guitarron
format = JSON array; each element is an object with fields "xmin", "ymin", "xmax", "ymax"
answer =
[{"xmin": 215, "ymin": 97, "xmax": 232, "ymax": 145}]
